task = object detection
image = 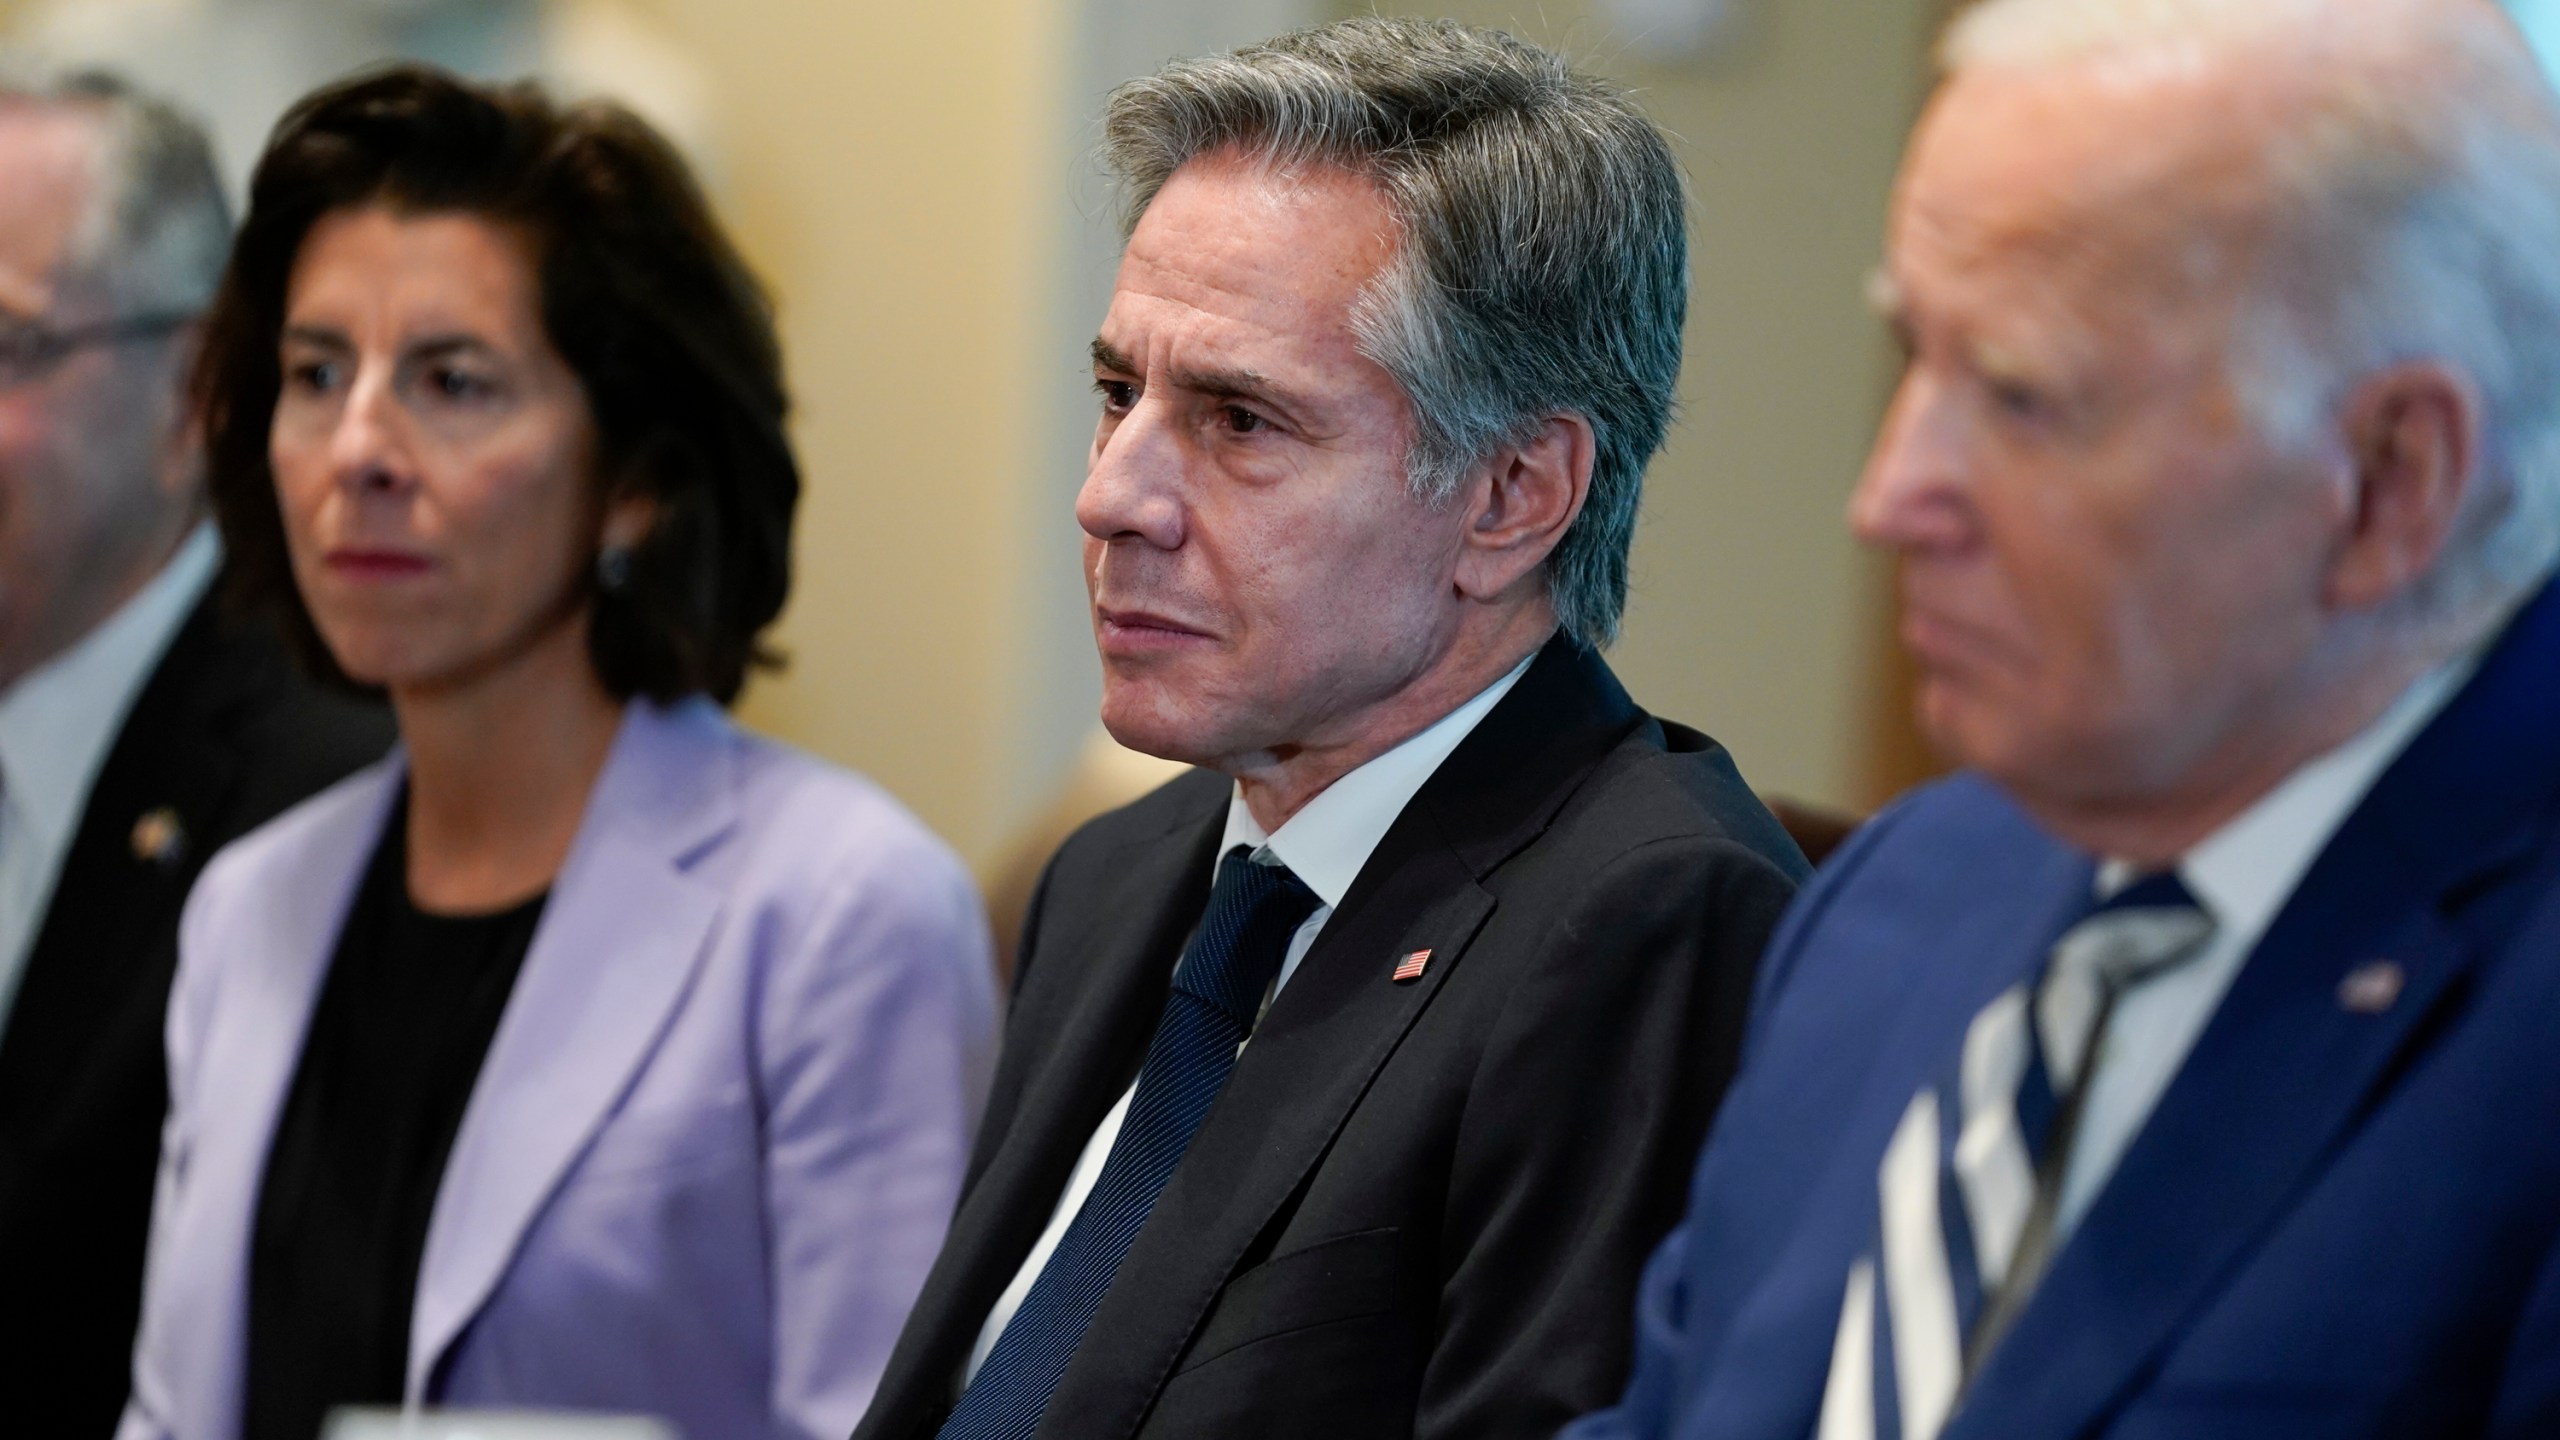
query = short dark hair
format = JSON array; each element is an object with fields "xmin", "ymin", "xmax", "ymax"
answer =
[{"xmin": 196, "ymin": 64, "xmax": 795, "ymax": 705}]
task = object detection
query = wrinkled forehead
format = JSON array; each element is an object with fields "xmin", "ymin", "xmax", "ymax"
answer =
[{"xmin": 1891, "ymin": 62, "xmax": 2280, "ymax": 320}]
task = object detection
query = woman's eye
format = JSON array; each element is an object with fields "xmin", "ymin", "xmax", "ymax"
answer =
[
  {"xmin": 431, "ymin": 367, "xmax": 492, "ymax": 400},
  {"xmin": 285, "ymin": 359, "xmax": 342, "ymax": 393}
]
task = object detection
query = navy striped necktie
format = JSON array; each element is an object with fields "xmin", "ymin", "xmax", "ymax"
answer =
[
  {"xmin": 939, "ymin": 846, "xmax": 1320, "ymax": 1440},
  {"xmin": 1815, "ymin": 871, "xmax": 2214, "ymax": 1440}
]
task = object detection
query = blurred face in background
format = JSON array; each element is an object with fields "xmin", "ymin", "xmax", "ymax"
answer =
[
  {"xmin": 1079, "ymin": 152, "xmax": 1476, "ymax": 773},
  {"xmin": 1851, "ymin": 64, "xmax": 2356, "ymax": 824},
  {"xmin": 270, "ymin": 205, "xmax": 612, "ymax": 701},
  {"xmin": 0, "ymin": 105, "xmax": 197, "ymax": 690}
]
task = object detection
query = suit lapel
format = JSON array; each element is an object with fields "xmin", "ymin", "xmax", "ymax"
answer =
[
  {"xmin": 1036, "ymin": 637, "xmax": 1643, "ymax": 1440},
  {"xmin": 1958, "ymin": 579, "xmax": 2560, "ymax": 1439},
  {"xmin": 0, "ymin": 596, "xmax": 250, "ymax": 1134},
  {"xmin": 406, "ymin": 700, "xmax": 737, "ymax": 1395},
  {"xmin": 160, "ymin": 761, "xmax": 397, "ymax": 1432},
  {"xmin": 883, "ymin": 784, "xmax": 1226, "ymax": 1425}
]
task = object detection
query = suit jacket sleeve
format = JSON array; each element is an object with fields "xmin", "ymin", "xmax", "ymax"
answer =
[
  {"xmin": 1425, "ymin": 831, "xmax": 1796, "ymax": 1440},
  {"xmin": 757, "ymin": 828, "xmax": 1000, "ymax": 1440}
]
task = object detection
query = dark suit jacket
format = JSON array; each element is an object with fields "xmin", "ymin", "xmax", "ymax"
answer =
[
  {"xmin": 0, "ymin": 586, "xmax": 390, "ymax": 1437},
  {"xmin": 1567, "ymin": 576, "xmax": 2560, "ymax": 1440},
  {"xmin": 854, "ymin": 638, "xmax": 1808, "ymax": 1440}
]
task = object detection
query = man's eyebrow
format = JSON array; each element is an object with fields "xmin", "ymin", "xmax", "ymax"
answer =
[
  {"xmin": 1090, "ymin": 336, "xmax": 1291, "ymax": 408},
  {"xmin": 1167, "ymin": 364, "xmax": 1280, "ymax": 404}
]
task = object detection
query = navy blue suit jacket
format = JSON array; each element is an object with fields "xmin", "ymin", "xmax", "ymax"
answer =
[{"xmin": 1570, "ymin": 578, "xmax": 2560, "ymax": 1440}]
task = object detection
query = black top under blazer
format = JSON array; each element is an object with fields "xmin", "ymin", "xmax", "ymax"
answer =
[
  {"xmin": 852, "ymin": 636, "xmax": 1811, "ymax": 1440},
  {"xmin": 0, "ymin": 585, "xmax": 392, "ymax": 1437}
]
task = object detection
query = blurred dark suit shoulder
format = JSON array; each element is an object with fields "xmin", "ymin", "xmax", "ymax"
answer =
[
  {"xmin": 0, "ymin": 586, "xmax": 391, "ymax": 1436},
  {"xmin": 856, "ymin": 637, "xmax": 1810, "ymax": 1440}
]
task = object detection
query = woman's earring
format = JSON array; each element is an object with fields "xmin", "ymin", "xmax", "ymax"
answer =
[{"xmin": 597, "ymin": 545, "xmax": 635, "ymax": 594}]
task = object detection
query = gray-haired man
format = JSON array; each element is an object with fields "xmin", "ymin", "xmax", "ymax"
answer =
[
  {"xmin": 0, "ymin": 75, "xmax": 387, "ymax": 1433},
  {"xmin": 851, "ymin": 19, "xmax": 1806, "ymax": 1440}
]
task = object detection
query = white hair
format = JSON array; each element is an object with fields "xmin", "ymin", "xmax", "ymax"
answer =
[{"xmin": 1948, "ymin": 0, "xmax": 2560, "ymax": 642}]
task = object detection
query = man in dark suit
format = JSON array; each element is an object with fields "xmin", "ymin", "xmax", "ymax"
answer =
[
  {"xmin": 0, "ymin": 76, "xmax": 389, "ymax": 1434},
  {"xmin": 1570, "ymin": 3, "xmax": 2560, "ymax": 1439},
  {"xmin": 854, "ymin": 19, "xmax": 1806, "ymax": 1440}
]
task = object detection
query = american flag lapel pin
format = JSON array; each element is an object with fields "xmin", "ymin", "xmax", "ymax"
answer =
[{"xmin": 1392, "ymin": 948, "xmax": 1433, "ymax": 983}]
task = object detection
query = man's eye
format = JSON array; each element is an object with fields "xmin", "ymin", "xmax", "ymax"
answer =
[
  {"xmin": 1222, "ymin": 405, "xmax": 1267, "ymax": 435},
  {"xmin": 1095, "ymin": 378, "xmax": 1137, "ymax": 412},
  {"xmin": 1986, "ymin": 378, "xmax": 2047, "ymax": 420}
]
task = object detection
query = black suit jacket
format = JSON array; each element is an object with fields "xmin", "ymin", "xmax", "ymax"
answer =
[
  {"xmin": 855, "ymin": 638, "xmax": 1809, "ymax": 1440},
  {"xmin": 0, "ymin": 585, "xmax": 391, "ymax": 1437}
]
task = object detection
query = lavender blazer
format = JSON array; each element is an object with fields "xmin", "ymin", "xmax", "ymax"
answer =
[{"xmin": 116, "ymin": 698, "xmax": 998, "ymax": 1440}]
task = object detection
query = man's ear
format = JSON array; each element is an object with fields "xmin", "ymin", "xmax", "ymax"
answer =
[
  {"xmin": 156, "ymin": 327, "xmax": 208, "ymax": 504},
  {"xmin": 2326, "ymin": 362, "xmax": 2477, "ymax": 612},
  {"xmin": 1453, "ymin": 412, "xmax": 1595, "ymax": 603}
]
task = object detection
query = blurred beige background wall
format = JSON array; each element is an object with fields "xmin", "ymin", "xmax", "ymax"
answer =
[
  {"xmin": 1, "ymin": 0, "xmax": 1939, "ymax": 866},
  {"xmin": 641, "ymin": 0, "xmax": 1070, "ymax": 866}
]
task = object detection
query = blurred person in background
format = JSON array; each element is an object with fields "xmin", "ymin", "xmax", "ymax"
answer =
[
  {"xmin": 854, "ymin": 19, "xmax": 1805, "ymax": 1440},
  {"xmin": 0, "ymin": 73, "xmax": 391, "ymax": 1438},
  {"xmin": 1571, "ymin": 1, "xmax": 2560, "ymax": 1437},
  {"xmin": 116, "ymin": 67, "xmax": 996, "ymax": 1440}
]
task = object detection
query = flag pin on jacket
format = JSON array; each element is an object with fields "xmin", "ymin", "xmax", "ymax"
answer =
[
  {"xmin": 1392, "ymin": 949, "xmax": 1433, "ymax": 983},
  {"xmin": 2338, "ymin": 959, "xmax": 2405, "ymax": 1014},
  {"xmin": 130, "ymin": 806, "xmax": 187, "ymax": 868}
]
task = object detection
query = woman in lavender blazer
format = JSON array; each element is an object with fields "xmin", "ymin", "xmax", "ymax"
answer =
[{"xmin": 116, "ymin": 69, "xmax": 996, "ymax": 1440}]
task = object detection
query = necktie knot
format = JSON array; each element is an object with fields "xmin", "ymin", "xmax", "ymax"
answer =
[
  {"xmin": 2040, "ymin": 872, "xmax": 2214, "ymax": 1090},
  {"xmin": 1172, "ymin": 848, "xmax": 1319, "ymax": 1029}
]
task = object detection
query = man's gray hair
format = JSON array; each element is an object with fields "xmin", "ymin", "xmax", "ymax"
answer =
[
  {"xmin": 1102, "ymin": 17, "xmax": 1687, "ymax": 648},
  {"xmin": 1948, "ymin": 0, "xmax": 2560, "ymax": 643},
  {"xmin": 1, "ymin": 71, "xmax": 230, "ymax": 313}
]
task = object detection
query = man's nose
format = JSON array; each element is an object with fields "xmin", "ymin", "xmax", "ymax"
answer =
[
  {"xmin": 1848, "ymin": 371, "xmax": 1975, "ymax": 553},
  {"xmin": 1076, "ymin": 399, "xmax": 1185, "ymax": 550}
]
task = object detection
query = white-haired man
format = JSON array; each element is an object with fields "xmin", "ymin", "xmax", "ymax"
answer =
[
  {"xmin": 1570, "ymin": 1, "xmax": 2560, "ymax": 1437},
  {"xmin": 0, "ymin": 76, "xmax": 389, "ymax": 1435}
]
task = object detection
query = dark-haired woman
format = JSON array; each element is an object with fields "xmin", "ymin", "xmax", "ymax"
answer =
[{"xmin": 115, "ymin": 68, "xmax": 995, "ymax": 1440}]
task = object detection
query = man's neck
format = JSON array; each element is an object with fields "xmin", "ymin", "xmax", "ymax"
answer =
[
  {"xmin": 1229, "ymin": 614, "xmax": 1553, "ymax": 833},
  {"xmin": 2024, "ymin": 641, "xmax": 2457, "ymax": 869},
  {"xmin": 0, "ymin": 508, "xmax": 200, "ymax": 695}
]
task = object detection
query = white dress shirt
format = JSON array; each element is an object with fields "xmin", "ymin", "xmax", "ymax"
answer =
[
  {"xmin": 961, "ymin": 652, "xmax": 1535, "ymax": 1386},
  {"xmin": 2056, "ymin": 648, "xmax": 2481, "ymax": 1239},
  {"xmin": 0, "ymin": 524, "xmax": 218, "ymax": 1027}
]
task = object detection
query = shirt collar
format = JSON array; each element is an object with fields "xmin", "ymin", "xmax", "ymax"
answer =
[
  {"xmin": 1218, "ymin": 651, "xmax": 1537, "ymax": 908},
  {"xmin": 2100, "ymin": 643, "xmax": 2482, "ymax": 939},
  {"xmin": 0, "ymin": 524, "xmax": 219, "ymax": 849}
]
